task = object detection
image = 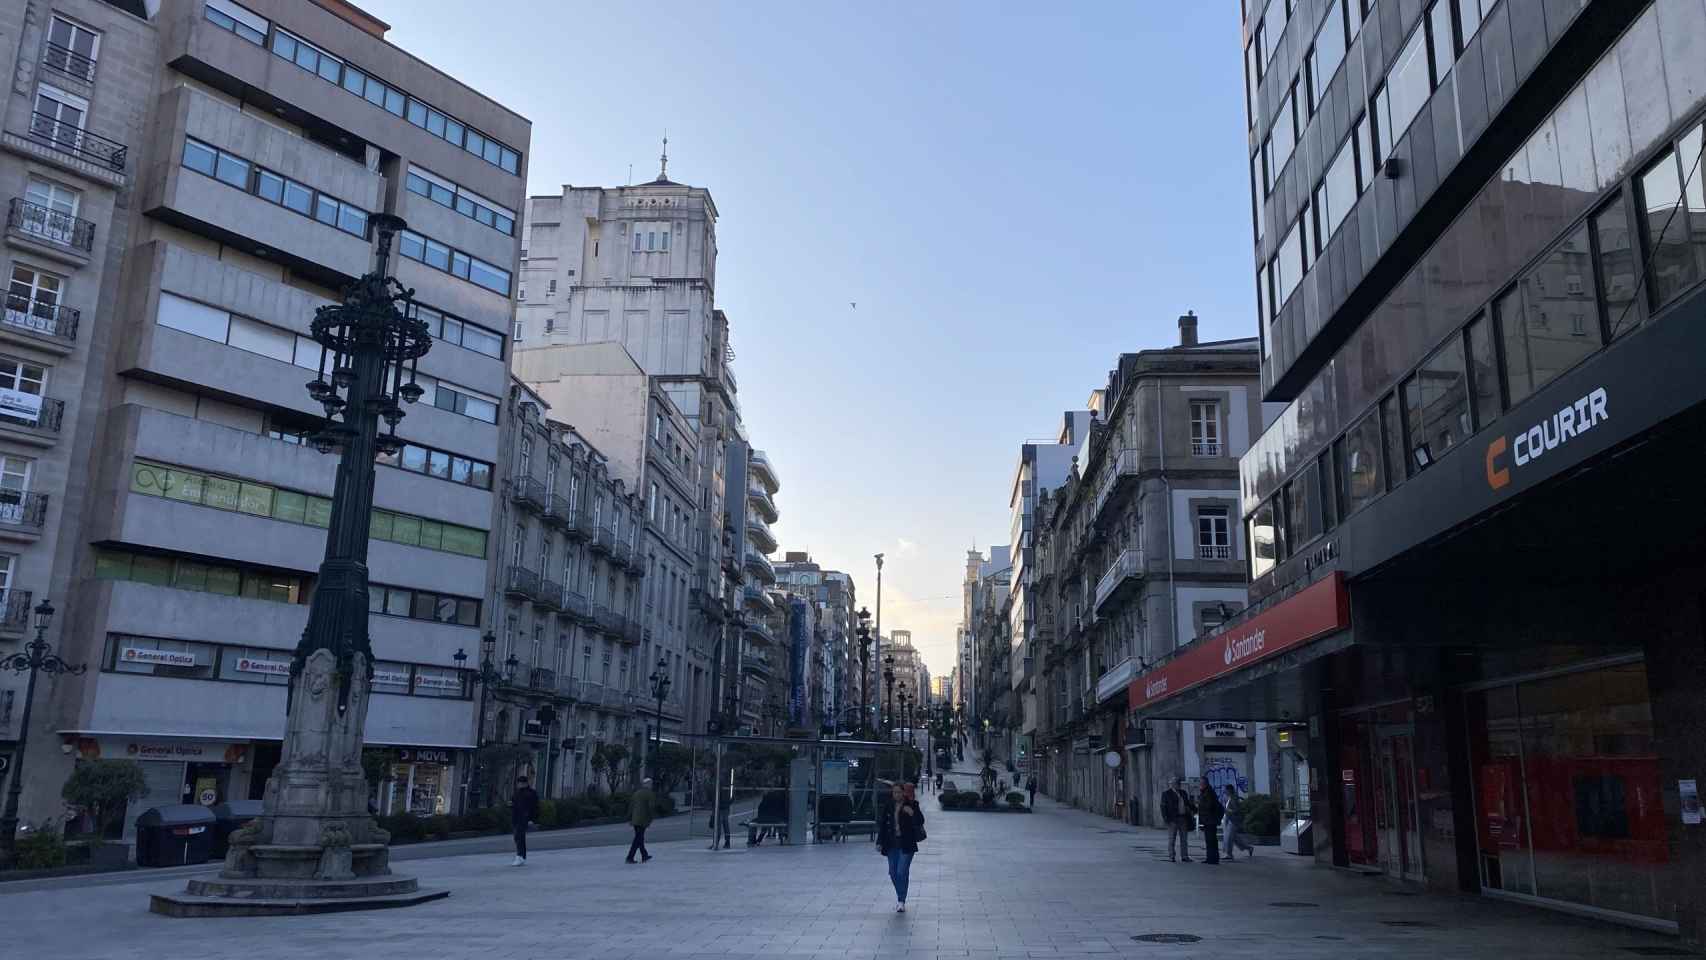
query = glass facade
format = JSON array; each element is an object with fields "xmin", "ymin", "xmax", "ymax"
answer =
[{"xmin": 1466, "ymin": 660, "xmax": 1674, "ymax": 924}]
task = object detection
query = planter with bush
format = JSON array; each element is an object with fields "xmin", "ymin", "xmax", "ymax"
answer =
[{"xmin": 1237, "ymin": 792, "xmax": 1282, "ymax": 839}]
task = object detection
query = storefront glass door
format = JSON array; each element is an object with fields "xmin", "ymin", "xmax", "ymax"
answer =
[
  {"xmin": 1465, "ymin": 659, "xmax": 1674, "ymax": 926},
  {"xmin": 1377, "ymin": 727, "xmax": 1424, "ymax": 881}
]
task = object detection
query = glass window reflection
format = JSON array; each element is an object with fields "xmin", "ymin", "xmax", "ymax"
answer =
[{"xmin": 1402, "ymin": 335, "xmax": 1470, "ymax": 473}]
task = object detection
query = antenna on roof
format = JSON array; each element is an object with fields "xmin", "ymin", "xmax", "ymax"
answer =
[{"xmin": 659, "ymin": 131, "xmax": 669, "ymax": 181}]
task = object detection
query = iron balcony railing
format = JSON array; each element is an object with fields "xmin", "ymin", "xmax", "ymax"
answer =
[
  {"xmin": 1197, "ymin": 544, "xmax": 1232, "ymax": 560},
  {"xmin": 620, "ymin": 617, "xmax": 641, "ymax": 646},
  {"xmin": 2, "ymin": 294, "xmax": 79, "ymax": 342},
  {"xmin": 538, "ymin": 580, "xmax": 564, "ymax": 611},
  {"xmin": 0, "ymin": 491, "xmax": 49, "ymax": 529},
  {"xmin": 612, "ymin": 539, "xmax": 632, "ymax": 568},
  {"xmin": 1093, "ymin": 549, "xmax": 1141, "ymax": 613},
  {"xmin": 593, "ymin": 604, "xmax": 622, "ymax": 636},
  {"xmin": 8, "ymin": 198, "xmax": 95, "ymax": 252},
  {"xmin": 504, "ymin": 565, "xmax": 545, "ymax": 604},
  {"xmin": 1191, "ymin": 440, "xmax": 1222, "ymax": 457},
  {"xmin": 529, "ymin": 667, "xmax": 556, "ymax": 692},
  {"xmin": 559, "ymin": 589, "xmax": 591, "ymax": 622},
  {"xmin": 591, "ymin": 524, "xmax": 614, "ymax": 554},
  {"xmin": 0, "ymin": 397, "xmax": 63, "ymax": 433},
  {"xmin": 26, "ymin": 112, "xmax": 127, "ymax": 171},
  {"xmin": 0, "ymin": 591, "xmax": 32, "ymax": 632},
  {"xmin": 41, "ymin": 41, "xmax": 96, "ymax": 83},
  {"xmin": 510, "ymin": 476, "xmax": 547, "ymax": 514},
  {"xmin": 543, "ymin": 493, "xmax": 572, "ymax": 529}
]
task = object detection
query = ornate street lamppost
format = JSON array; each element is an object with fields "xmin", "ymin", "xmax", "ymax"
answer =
[
  {"xmin": 0, "ymin": 600, "xmax": 81, "ymax": 868},
  {"xmin": 855, "ymin": 608, "xmax": 872, "ymax": 739},
  {"xmin": 897, "ymin": 687, "xmax": 910, "ymax": 747},
  {"xmin": 882, "ymin": 654, "xmax": 896, "ymax": 740},
  {"xmin": 155, "ymin": 215, "xmax": 441, "ymax": 915},
  {"xmin": 648, "ymin": 657, "xmax": 670, "ymax": 775},
  {"xmin": 455, "ymin": 632, "xmax": 516, "ymax": 808}
]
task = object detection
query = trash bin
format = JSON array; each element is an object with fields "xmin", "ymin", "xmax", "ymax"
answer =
[
  {"xmin": 134, "ymin": 805, "xmax": 217, "ymax": 867},
  {"xmin": 209, "ymin": 800, "xmax": 264, "ymax": 859}
]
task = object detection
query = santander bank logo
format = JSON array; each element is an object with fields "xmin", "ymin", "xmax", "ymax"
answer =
[
  {"xmin": 1144, "ymin": 676, "xmax": 1169, "ymax": 699},
  {"xmin": 1223, "ymin": 628, "xmax": 1266, "ymax": 667}
]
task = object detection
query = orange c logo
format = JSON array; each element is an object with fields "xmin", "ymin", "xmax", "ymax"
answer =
[{"xmin": 1486, "ymin": 436, "xmax": 1510, "ymax": 490}]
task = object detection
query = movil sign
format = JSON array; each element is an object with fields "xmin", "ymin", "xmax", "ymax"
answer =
[{"xmin": 1222, "ymin": 627, "xmax": 1267, "ymax": 668}]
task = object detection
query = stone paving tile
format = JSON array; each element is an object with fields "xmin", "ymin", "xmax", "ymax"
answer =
[{"xmin": 1, "ymin": 768, "xmax": 1691, "ymax": 959}]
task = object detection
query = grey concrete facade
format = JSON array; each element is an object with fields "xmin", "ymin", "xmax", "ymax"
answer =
[{"xmin": 0, "ymin": 0, "xmax": 528, "ymax": 839}]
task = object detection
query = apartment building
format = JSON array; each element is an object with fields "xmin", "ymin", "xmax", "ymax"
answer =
[
  {"xmin": 517, "ymin": 171, "xmax": 748, "ymax": 740},
  {"xmin": 1030, "ymin": 317, "xmax": 1261, "ymax": 822},
  {"xmin": 484, "ymin": 380, "xmax": 646, "ymax": 802},
  {"xmin": 0, "ymin": 0, "xmax": 527, "ymax": 835},
  {"xmin": 1140, "ymin": 0, "xmax": 1706, "ymax": 939},
  {"xmin": 512, "ymin": 341, "xmax": 709, "ymax": 770},
  {"xmin": 962, "ymin": 547, "xmax": 1012, "ymax": 763},
  {"xmin": 773, "ymin": 551, "xmax": 858, "ymax": 736}
]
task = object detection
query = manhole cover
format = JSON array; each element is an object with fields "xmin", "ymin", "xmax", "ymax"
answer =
[
  {"xmin": 1620, "ymin": 949, "xmax": 1695, "ymax": 957},
  {"xmin": 1269, "ymin": 902, "xmax": 1320, "ymax": 908},
  {"xmin": 1131, "ymin": 934, "xmax": 1203, "ymax": 944},
  {"xmin": 1380, "ymin": 920, "xmax": 1435, "ymax": 928}
]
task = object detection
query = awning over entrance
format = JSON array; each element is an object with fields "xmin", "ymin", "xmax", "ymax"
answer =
[{"xmin": 1129, "ymin": 573, "xmax": 1351, "ymax": 722}]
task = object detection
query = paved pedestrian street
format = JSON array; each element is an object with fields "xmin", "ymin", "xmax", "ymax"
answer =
[{"xmin": 4, "ymin": 782, "xmax": 1685, "ymax": 960}]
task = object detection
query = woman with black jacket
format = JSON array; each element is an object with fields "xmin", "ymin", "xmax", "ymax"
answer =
[{"xmin": 876, "ymin": 781, "xmax": 925, "ymax": 912}]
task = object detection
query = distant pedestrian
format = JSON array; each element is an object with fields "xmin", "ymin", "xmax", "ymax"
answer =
[
  {"xmin": 1223, "ymin": 785, "xmax": 1254, "ymax": 860},
  {"xmin": 1160, "ymin": 777, "xmax": 1196, "ymax": 863},
  {"xmin": 626, "ymin": 777, "xmax": 658, "ymax": 864},
  {"xmin": 1197, "ymin": 781, "xmax": 1224, "ymax": 865},
  {"xmin": 876, "ymin": 781, "xmax": 926, "ymax": 913},
  {"xmin": 1026, "ymin": 775, "xmax": 1037, "ymax": 809},
  {"xmin": 934, "ymin": 771, "xmax": 944, "ymax": 792},
  {"xmin": 509, "ymin": 775, "xmax": 538, "ymax": 866}
]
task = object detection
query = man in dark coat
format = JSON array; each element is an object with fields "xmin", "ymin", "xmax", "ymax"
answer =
[
  {"xmin": 626, "ymin": 777, "xmax": 658, "ymax": 863},
  {"xmin": 1160, "ymin": 777, "xmax": 1196, "ymax": 862},
  {"xmin": 1197, "ymin": 781, "xmax": 1224, "ymax": 865},
  {"xmin": 510, "ymin": 775, "xmax": 539, "ymax": 866}
]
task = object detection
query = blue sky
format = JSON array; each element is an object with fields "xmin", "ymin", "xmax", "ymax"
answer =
[{"xmin": 366, "ymin": 1, "xmax": 1254, "ymax": 676}]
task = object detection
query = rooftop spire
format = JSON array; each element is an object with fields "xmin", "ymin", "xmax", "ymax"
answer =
[{"xmin": 658, "ymin": 132, "xmax": 669, "ymax": 182}]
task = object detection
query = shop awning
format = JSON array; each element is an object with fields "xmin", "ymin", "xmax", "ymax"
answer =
[{"xmin": 1128, "ymin": 573, "xmax": 1351, "ymax": 722}]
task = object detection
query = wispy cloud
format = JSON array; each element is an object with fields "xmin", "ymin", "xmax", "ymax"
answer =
[{"xmin": 896, "ymin": 538, "xmax": 917, "ymax": 555}]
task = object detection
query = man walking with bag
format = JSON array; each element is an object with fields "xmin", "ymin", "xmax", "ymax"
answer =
[
  {"xmin": 1223, "ymin": 784, "xmax": 1255, "ymax": 860},
  {"xmin": 1160, "ymin": 777, "xmax": 1196, "ymax": 863},
  {"xmin": 626, "ymin": 777, "xmax": 658, "ymax": 863}
]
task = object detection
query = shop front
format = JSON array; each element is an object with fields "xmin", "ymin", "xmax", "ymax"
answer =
[
  {"xmin": 73, "ymin": 736, "xmax": 251, "ymax": 839},
  {"xmin": 376, "ymin": 747, "xmax": 459, "ymax": 816}
]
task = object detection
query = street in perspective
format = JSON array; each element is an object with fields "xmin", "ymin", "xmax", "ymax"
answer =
[{"xmin": 1, "ymin": 0, "xmax": 1705, "ymax": 956}]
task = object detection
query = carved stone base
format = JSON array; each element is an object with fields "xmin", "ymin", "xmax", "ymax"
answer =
[{"xmin": 149, "ymin": 881, "xmax": 448, "ymax": 918}]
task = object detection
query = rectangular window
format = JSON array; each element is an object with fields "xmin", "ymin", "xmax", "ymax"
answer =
[
  {"xmin": 45, "ymin": 16, "xmax": 100, "ymax": 81},
  {"xmin": 1465, "ymin": 312, "xmax": 1501, "ymax": 429},
  {"xmin": 1638, "ymin": 145, "xmax": 1701, "ymax": 310},
  {"xmin": 1381, "ymin": 393, "xmax": 1405, "ymax": 487},
  {"xmin": 1383, "ymin": 25, "xmax": 1431, "ymax": 151},
  {"xmin": 1402, "ymin": 334, "xmax": 1470, "ymax": 472},
  {"xmin": 1275, "ymin": 219, "xmax": 1303, "ymax": 307},
  {"xmin": 1318, "ymin": 131, "xmax": 1359, "ymax": 243},
  {"xmin": 1337, "ymin": 410, "xmax": 1384, "ymax": 517},
  {"xmin": 1593, "ymin": 195, "xmax": 1643, "ymax": 338},
  {"xmin": 157, "ymin": 292, "xmax": 230, "ymax": 343},
  {"xmin": 1271, "ymin": 89, "xmax": 1297, "ymax": 178},
  {"xmin": 205, "ymin": 0, "xmax": 269, "ymax": 45},
  {"xmin": 1456, "ymin": 0, "xmax": 1487, "ymax": 43},
  {"xmin": 1309, "ymin": 0, "xmax": 1347, "ymax": 107},
  {"xmin": 1428, "ymin": 1, "xmax": 1455, "ymax": 85},
  {"xmin": 1196, "ymin": 507, "xmax": 1231, "ymax": 560},
  {"xmin": 1354, "ymin": 113, "xmax": 1375, "ymax": 190},
  {"xmin": 1284, "ymin": 468, "xmax": 1322, "ymax": 551},
  {"xmin": 1500, "ymin": 223, "xmax": 1602, "ymax": 405},
  {"xmin": 1189, "ymin": 401, "xmax": 1220, "ymax": 456}
]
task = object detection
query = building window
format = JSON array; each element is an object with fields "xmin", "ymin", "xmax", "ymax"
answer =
[
  {"xmin": 204, "ymin": 0, "xmax": 268, "ymax": 45},
  {"xmin": 1402, "ymin": 335, "xmax": 1470, "ymax": 473},
  {"xmin": 1335, "ymin": 410, "xmax": 1384, "ymax": 518},
  {"xmin": 43, "ymin": 17, "xmax": 100, "ymax": 82},
  {"xmin": 404, "ymin": 165, "xmax": 516, "ymax": 235},
  {"xmin": 21, "ymin": 177, "xmax": 82, "ymax": 247},
  {"xmin": 181, "ymin": 138, "xmax": 368, "ymax": 238},
  {"xmin": 398, "ymin": 230, "xmax": 511, "ymax": 296},
  {"xmin": 1498, "ymin": 222, "xmax": 1601, "ymax": 407},
  {"xmin": 414, "ymin": 303, "xmax": 504, "ymax": 359},
  {"xmin": 1249, "ymin": 500, "xmax": 1277, "ymax": 579},
  {"xmin": 518, "ymin": 435, "xmax": 532, "ymax": 479},
  {"xmin": 375, "ymin": 440, "xmax": 493, "ymax": 490},
  {"xmin": 5, "ymin": 265, "xmax": 64, "ymax": 335},
  {"xmin": 1196, "ymin": 507, "xmax": 1231, "ymax": 560},
  {"xmin": 1189, "ymin": 401, "xmax": 1221, "ymax": 456}
]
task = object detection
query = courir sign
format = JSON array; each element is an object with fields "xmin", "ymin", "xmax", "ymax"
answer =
[
  {"xmin": 1129, "ymin": 573, "xmax": 1349, "ymax": 712},
  {"xmin": 1486, "ymin": 386, "xmax": 1610, "ymax": 491}
]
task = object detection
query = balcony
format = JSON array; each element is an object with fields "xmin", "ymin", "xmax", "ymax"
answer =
[
  {"xmin": 749, "ymin": 449, "xmax": 779, "ymax": 494},
  {"xmin": 559, "ymin": 589, "xmax": 591, "ymax": 623},
  {"xmin": 563, "ymin": 501, "xmax": 593, "ymax": 540},
  {"xmin": 612, "ymin": 539, "xmax": 633, "ymax": 569},
  {"xmin": 542, "ymin": 493, "xmax": 573, "ymax": 529},
  {"xmin": 1191, "ymin": 440, "xmax": 1222, "ymax": 457},
  {"xmin": 510, "ymin": 476, "xmax": 547, "ymax": 514},
  {"xmin": 537, "ymin": 580, "xmax": 564, "ymax": 611},
  {"xmin": 1095, "ymin": 657, "xmax": 1135, "ymax": 704},
  {"xmin": 593, "ymin": 604, "xmax": 623, "ymax": 637},
  {"xmin": 2, "ymin": 294, "xmax": 79, "ymax": 346},
  {"xmin": 743, "ymin": 617, "xmax": 777, "ymax": 647},
  {"xmin": 503, "ymin": 565, "xmax": 547, "ymax": 605},
  {"xmin": 743, "ymin": 651, "xmax": 775, "ymax": 677},
  {"xmin": 747, "ymin": 483, "xmax": 778, "ymax": 524},
  {"xmin": 1093, "ymin": 549, "xmax": 1142, "ymax": 613},
  {"xmin": 529, "ymin": 667, "xmax": 557, "ymax": 692},
  {"xmin": 21, "ymin": 112, "xmax": 127, "ymax": 172},
  {"xmin": 1197, "ymin": 544, "xmax": 1232, "ymax": 561},
  {"xmin": 0, "ymin": 396, "xmax": 64, "ymax": 446},
  {"xmin": 746, "ymin": 514, "xmax": 777, "ymax": 554},
  {"xmin": 1088, "ymin": 449, "xmax": 1139, "ymax": 527},
  {"xmin": 620, "ymin": 617, "xmax": 642, "ymax": 646},
  {"xmin": 0, "ymin": 591, "xmax": 32, "ymax": 634},
  {"xmin": 41, "ymin": 41, "xmax": 97, "ymax": 83},
  {"xmin": 743, "ymin": 585, "xmax": 775, "ymax": 614},
  {"xmin": 744, "ymin": 549, "xmax": 776, "ymax": 585},
  {"xmin": 0, "ymin": 491, "xmax": 49, "ymax": 535},
  {"xmin": 7, "ymin": 198, "xmax": 95, "ymax": 259},
  {"xmin": 591, "ymin": 524, "xmax": 615, "ymax": 555}
]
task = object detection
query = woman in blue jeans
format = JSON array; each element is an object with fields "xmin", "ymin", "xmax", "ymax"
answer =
[{"xmin": 876, "ymin": 781, "xmax": 925, "ymax": 912}]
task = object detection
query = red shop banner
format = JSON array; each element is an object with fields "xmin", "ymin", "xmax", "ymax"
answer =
[{"xmin": 1129, "ymin": 572, "xmax": 1349, "ymax": 711}]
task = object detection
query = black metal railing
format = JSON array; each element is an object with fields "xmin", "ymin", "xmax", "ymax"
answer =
[
  {"xmin": 25, "ymin": 112, "xmax": 127, "ymax": 171},
  {"xmin": 559, "ymin": 589, "xmax": 590, "ymax": 622},
  {"xmin": 0, "ymin": 397, "xmax": 64, "ymax": 433},
  {"xmin": 590, "ymin": 524, "xmax": 614, "ymax": 554},
  {"xmin": 543, "ymin": 493, "xmax": 572, "ymax": 529},
  {"xmin": 2, "ymin": 294, "xmax": 79, "ymax": 341},
  {"xmin": 0, "ymin": 591, "xmax": 33, "ymax": 632},
  {"xmin": 0, "ymin": 491, "xmax": 49, "ymax": 529},
  {"xmin": 529, "ymin": 667, "xmax": 556, "ymax": 691},
  {"xmin": 511, "ymin": 476, "xmax": 547, "ymax": 513},
  {"xmin": 612, "ymin": 539, "xmax": 632, "ymax": 568},
  {"xmin": 7, "ymin": 198, "xmax": 95, "ymax": 252},
  {"xmin": 504, "ymin": 564, "xmax": 544, "ymax": 603},
  {"xmin": 538, "ymin": 580, "xmax": 564, "ymax": 611},
  {"xmin": 41, "ymin": 42, "xmax": 97, "ymax": 83}
]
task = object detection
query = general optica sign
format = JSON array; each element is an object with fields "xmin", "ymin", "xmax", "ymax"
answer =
[{"xmin": 1129, "ymin": 572, "xmax": 1349, "ymax": 711}]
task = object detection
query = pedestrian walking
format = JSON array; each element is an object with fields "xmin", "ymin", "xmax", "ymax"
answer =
[
  {"xmin": 1026, "ymin": 774, "xmax": 1037, "ymax": 809},
  {"xmin": 1197, "ymin": 781, "xmax": 1224, "ymax": 865},
  {"xmin": 1222, "ymin": 784, "xmax": 1255, "ymax": 860},
  {"xmin": 626, "ymin": 776, "xmax": 658, "ymax": 864},
  {"xmin": 876, "ymin": 781, "xmax": 926, "ymax": 913},
  {"xmin": 509, "ymin": 775, "xmax": 538, "ymax": 866},
  {"xmin": 1160, "ymin": 777, "xmax": 1196, "ymax": 863}
]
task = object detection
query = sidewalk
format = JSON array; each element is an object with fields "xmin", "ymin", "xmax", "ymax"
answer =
[{"xmin": 2, "ymin": 773, "xmax": 1688, "ymax": 960}]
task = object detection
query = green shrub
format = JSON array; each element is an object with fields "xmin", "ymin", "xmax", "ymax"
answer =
[
  {"xmin": 536, "ymin": 799, "xmax": 558, "ymax": 829},
  {"xmin": 606, "ymin": 792, "xmax": 632, "ymax": 818},
  {"xmin": 16, "ymin": 830, "xmax": 66, "ymax": 869},
  {"xmin": 1239, "ymin": 793, "xmax": 1281, "ymax": 837},
  {"xmin": 1005, "ymin": 791, "xmax": 1025, "ymax": 806},
  {"xmin": 425, "ymin": 815, "xmax": 452, "ymax": 840},
  {"xmin": 381, "ymin": 813, "xmax": 423, "ymax": 843},
  {"xmin": 482, "ymin": 806, "xmax": 511, "ymax": 833},
  {"xmin": 61, "ymin": 761, "xmax": 149, "ymax": 839}
]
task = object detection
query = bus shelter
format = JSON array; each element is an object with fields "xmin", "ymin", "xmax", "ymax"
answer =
[{"xmin": 706, "ymin": 736, "xmax": 918, "ymax": 846}]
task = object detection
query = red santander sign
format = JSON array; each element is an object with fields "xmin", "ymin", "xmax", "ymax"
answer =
[{"xmin": 1129, "ymin": 572, "xmax": 1349, "ymax": 711}]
